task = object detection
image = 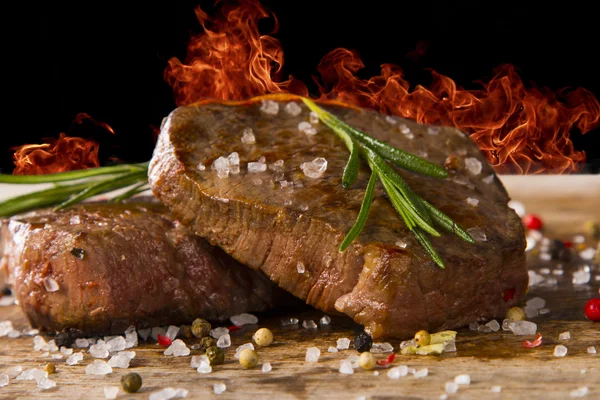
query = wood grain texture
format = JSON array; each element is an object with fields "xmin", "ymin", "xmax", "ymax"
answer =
[{"xmin": 1, "ymin": 175, "xmax": 599, "ymax": 400}]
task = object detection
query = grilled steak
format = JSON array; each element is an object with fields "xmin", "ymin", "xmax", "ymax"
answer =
[
  {"xmin": 0, "ymin": 201, "xmax": 282, "ymax": 335},
  {"xmin": 149, "ymin": 95, "xmax": 528, "ymax": 339}
]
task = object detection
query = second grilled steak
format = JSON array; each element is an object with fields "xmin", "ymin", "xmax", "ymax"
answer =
[
  {"xmin": 0, "ymin": 201, "xmax": 283, "ymax": 335},
  {"xmin": 149, "ymin": 95, "xmax": 528, "ymax": 339}
]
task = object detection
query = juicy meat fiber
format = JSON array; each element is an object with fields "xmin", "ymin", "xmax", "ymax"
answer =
[
  {"xmin": 0, "ymin": 201, "xmax": 281, "ymax": 335},
  {"xmin": 149, "ymin": 95, "xmax": 528, "ymax": 339}
]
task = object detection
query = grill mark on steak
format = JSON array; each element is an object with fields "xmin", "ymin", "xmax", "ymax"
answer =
[
  {"xmin": 0, "ymin": 200, "xmax": 286, "ymax": 335},
  {"xmin": 149, "ymin": 96, "xmax": 528, "ymax": 338}
]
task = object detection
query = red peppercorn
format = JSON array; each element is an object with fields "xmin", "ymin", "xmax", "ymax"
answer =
[
  {"xmin": 584, "ymin": 298, "xmax": 600, "ymax": 322},
  {"xmin": 157, "ymin": 334, "xmax": 172, "ymax": 346},
  {"xmin": 523, "ymin": 214, "xmax": 543, "ymax": 230},
  {"xmin": 563, "ymin": 241, "xmax": 573, "ymax": 249}
]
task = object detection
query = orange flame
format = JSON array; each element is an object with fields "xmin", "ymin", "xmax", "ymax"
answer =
[
  {"xmin": 165, "ymin": 0, "xmax": 600, "ymax": 174},
  {"xmin": 12, "ymin": 113, "xmax": 114, "ymax": 175}
]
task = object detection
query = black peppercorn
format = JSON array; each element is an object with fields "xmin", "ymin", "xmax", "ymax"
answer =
[
  {"xmin": 54, "ymin": 331, "xmax": 74, "ymax": 348},
  {"xmin": 199, "ymin": 336, "xmax": 217, "ymax": 352},
  {"xmin": 353, "ymin": 331, "xmax": 373, "ymax": 353},
  {"xmin": 549, "ymin": 239, "xmax": 570, "ymax": 261},
  {"xmin": 191, "ymin": 318, "xmax": 212, "ymax": 338},
  {"xmin": 121, "ymin": 372, "xmax": 143, "ymax": 393},
  {"xmin": 206, "ymin": 346, "xmax": 225, "ymax": 365}
]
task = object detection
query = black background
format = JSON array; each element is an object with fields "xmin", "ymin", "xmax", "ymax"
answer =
[{"xmin": 3, "ymin": 0, "xmax": 599, "ymax": 173}]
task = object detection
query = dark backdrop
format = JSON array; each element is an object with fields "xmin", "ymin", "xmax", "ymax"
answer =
[{"xmin": 3, "ymin": 0, "xmax": 599, "ymax": 173}]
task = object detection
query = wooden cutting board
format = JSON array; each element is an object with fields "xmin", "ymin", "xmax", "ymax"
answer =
[{"xmin": 1, "ymin": 175, "xmax": 599, "ymax": 400}]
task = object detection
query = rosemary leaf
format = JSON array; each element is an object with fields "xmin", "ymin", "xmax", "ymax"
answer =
[
  {"xmin": 54, "ymin": 171, "xmax": 148, "ymax": 211},
  {"xmin": 412, "ymin": 228, "xmax": 446, "ymax": 269},
  {"xmin": 110, "ymin": 181, "xmax": 150, "ymax": 203},
  {"xmin": 339, "ymin": 171, "xmax": 377, "ymax": 251},
  {"xmin": 420, "ymin": 199, "xmax": 475, "ymax": 243},
  {"xmin": 0, "ymin": 182, "xmax": 92, "ymax": 217},
  {"xmin": 342, "ymin": 140, "xmax": 360, "ymax": 189},
  {"xmin": 0, "ymin": 162, "xmax": 148, "ymax": 184},
  {"xmin": 377, "ymin": 173, "xmax": 417, "ymax": 231}
]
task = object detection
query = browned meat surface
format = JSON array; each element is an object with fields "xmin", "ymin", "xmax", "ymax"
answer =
[
  {"xmin": 149, "ymin": 95, "xmax": 528, "ymax": 339},
  {"xmin": 0, "ymin": 201, "xmax": 283, "ymax": 335}
]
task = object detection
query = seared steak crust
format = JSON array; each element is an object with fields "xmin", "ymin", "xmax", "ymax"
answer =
[
  {"xmin": 0, "ymin": 202, "xmax": 281, "ymax": 334},
  {"xmin": 149, "ymin": 95, "xmax": 528, "ymax": 339}
]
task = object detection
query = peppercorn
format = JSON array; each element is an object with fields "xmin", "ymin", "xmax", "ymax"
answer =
[
  {"xmin": 206, "ymin": 346, "xmax": 225, "ymax": 365},
  {"xmin": 584, "ymin": 220, "xmax": 600, "ymax": 240},
  {"xmin": 191, "ymin": 318, "xmax": 212, "ymax": 338},
  {"xmin": 199, "ymin": 336, "xmax": 217, "ymax": 352},
  {"xmin": 506, "ymin": 306, "xmax": 526, "ymax": 321},
  {"xmin": 253, "ymin": 328, "xmax": 273, "ymax": 347},
  {"xmin": 414, "ymin": 330, "xmax": 431, "ymax": 347},
  {"xmin": 238, "ymin": 348, "xmax": 258, "ymax": 368},
  {"xmin": 121, "ymin": 372, "xmax": 143, "ymax": 393},
  {"xmin": 1, "ymin": 286, "xmax": 11, "ymax": 296},
  {"xmin": 549, "ymin": 239, "xmax": 570, "ymax": 261},
  {"xmin": 43, "ymin": 363, "xmax": 56, "ymax": 374},
  {"xmin": 358, "ymin": 352, "xmax": 376, "ymax": 370},
  {"xmin": 53, "ymin": 331, "xmax": 74, "ymax": 348},
  {"xmin": 584, "ymin": 298, "xmax": 600, "ymax": 322},
  {"xmin": 444, "ymin": 155, "xmax": 459, "ymax": 172},
  {"xmin": 178, "ymin": 324, "xmax": 193, "ymax": 339},
  {"xmin": 353, "ymin": 331, "xmax": 373, "ymax": 353}
]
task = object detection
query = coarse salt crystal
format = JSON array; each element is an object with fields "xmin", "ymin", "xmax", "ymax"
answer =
[
  {"xmin": 33, "ymin": 335, "xmax": 49, "ymax": 351},
  {"xmin": 75, "ymin": 338, "xmax": 90, "ymax": 348},
  {"xmin": 302, "ymin": 320, "xmax": 317, "ymax": 330},
  {"xmin": 89, "ymin": 342, "xmax": 110, "ymax": 358},
  {"xmin": 464, "ymin": 157, "xmax": 482, "ymax": 175},
  {"xmin": 570, "ymin": 387, "xmax": 589, "ymax": 398},
  {"xmin": 328, "ymin": 346, "xmax": 338, "ymax": 353},
  {"xmin": 248, "ymin": 161, "xmax": 267, "ymax": 173},
  {"xmin": 196, "ymin": 361, "xmax": 212, "ymax": 374},
  {"xmin": 305, "ymin": 347, "xmax": 321, "ymax": 363},
  {"xmin": 66, "ymin": 352, "xmax": 84, "ymax": 365},
  {"xmin": 241, "ymin": 127, "xmax": 256, "ymax": 144},
  {"xmin": 454, "ymin": 374, "xmax": 471, "ymax": 385},
  {"xmin": 320, "ymin": 315, "xmax": 331, "ymax": 325},
  {"xmin": 0, "ymin": 321, "xmax": 13, "ymax": 337},
  {"xmin": 298, "ymin": 121, "xmax": 317, "ymax": 135},
  {"xmin": 211, "ymin": 156, "xmax": 230, "ymax": 179},
  {"xmin": 526, "ymin": 297, "xmax": 546, "ymax": 309},
  {"xmin": 554, "ymin": 345, "xmax": 568, "ymax": 357},
  {"xmin": 572, "ymin": 268, "xmax": 591, "ymax": 285},
  {"xmin": 214, "ymin": 335, "xmax": 230, "ymax": 349},
  {"xmin": 370, "ymin": 342, "xmax": 394, "ymax": 353},
  {"xmin": 37, "ymin": 377, "xmax": 56, "ymax": 390},
  {"xmin": 539, "ymin": 268, "xmax": 551, "ymax": 275},
  {"xmin": 445, "ymin": 382, "xmax": 459, "ymax": 394},
  {"xmin": 414, "ymin": 368, "xmax": 428, "ymax": 378},
  {"xmin": 5, "ymin": 366, "xmax": 22, "ymax": 379},
  {"xmin": 108, "ymin": 354, "xmax": 130, "ymax": 369},
  {"xmin": 149, "ymin": 388, "xmax": 189, "ymax": 400},
  {"xmin": 466, "ymin": 197, "xmax": 479, "ymax": 207},
  {"xmin": 444, "ymin": 340, "xmax": 457, "ymax": 352},
  {"xmin": 213, "ymin": 383, "xmax": 226, "ymax": 395},
  {"xmin": 579, "ymin": 248, "xmax": 595, "ymax": 260},
  {"xmin": 260, "ymin": 100, "xmax": 279, "ymax": 115},
  {"xmin": 297, "ymin": 262, "xmax": 306, "ymax": 274},
  {"xmin": 300, "ymin": 157, "xmax": 327, "ymax": 179},
  {"xmin": 347, "ymin": 355, "xmax": 360, "ymax": 368},
  {"xmin": 309, "ymin": 111, "xmax": 319, "ymax": 124},
  {"xmin": 43, "ymin": 276, "xmax": 59, "ymax": 292},
  {"xmin": 339, "ymin": 360, "xmax": 354, "ymax": 375},
  {"xmin": 197, "ymin": 163, "xmax": 206, "ymax": 171},
  {"xmin": 106, "ymin": 336, "xmax": 126, "ymax": 352},
  {"xmin": 104, "ymin": 386, "xmax": 119, "ymax": 399},
  {"xmin": 559, "ymin": 332, "xmax": 571, "ymax": 340},
  {"xmin": 528, "ymin": 270, "xmax": 545, "ymax": 287},
  {"xmin": 284, "ymin": 102, "xmax": 302, "ymax": 116},
  {"xmin": 234, "ymin": 343, "xmax": 255, "ymax": 359},
  {"xmin": 427, "ymin": 126, "xmax": 440, "ymax": 135},
  {"xmin": 210, "ymin": 327, "xmax": 229, "ymax": 339},
  {"xmin": 467, "ymin": 227, "xmax": 487, "ymax": 242},
  {"xmin": 485, "ymin": 320, "xmax": 500, "ymax": 332},
  {"xmin": 281, "ymin": 317, "xmax": 299, "ymax": 326},
  {"xmin": 395, "ymin": 240, "xmax": 408, "ymax": 249},
  {"xmin": 587, "ymin": 347, "xmax": 596, "ymax": 354},
  {"xmin": 190, "ymin": 355, "xmax": 208, "ymax": 368},
  {"xmin": 385, "ymin": 115, "xmax": 398, "ymax": 125},
  {"xmin": 539, "ymin": 308, "xmax": 551, "ymax": 315},
  {"xmin": 491, "ymin": 386, "xmax": 502, "ymax": 393},
  {"xmin": 509, "ymin": 320, "xmax": 537, "ymax": 336},
  {"xmin": 165, "ymin": 325, "xmax": 180, "ymax": 341},
  {"xmin": 0, "ymin": 373, "xmax": 8, "ymax": 387},
  {"xmin": 482, "ymin": 174, "xmax": 494, "ymax": 184},
  {"xmin": 230, "ymin": 313, "xmax": 258, "ymax": 326},
  {"xmin": 387, "ymin": 366, "xmax": 408, "ymax": 379},
  {"xmin": 61, "ymin": 346, "xmax": 73, "ymax": 355},
  {"xmin": 336, "ymin": 338, "xmax": 351, "ymax": 350},
  {"xmin": 508, "ymin": 200, "xmax": 526, "ymax": 217},
  {"xmin": 85, "ymin": 360, "xmax": 113, "ymax": 375},
  {"xmin": 262, "ymin": 362, "xmax": 272, "ymax": 373},
  {"xmin": 164, "ymin": 339, "xmax": 191, "ymax": 356},
  {"xmin": 0, "ymin": 296, "xmax": 15, "ymax": 306}
]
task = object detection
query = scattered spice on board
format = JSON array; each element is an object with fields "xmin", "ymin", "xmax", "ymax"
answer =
[{"xmin": 522, "ymin": 333, "xmax": 543, "ymax": 348}]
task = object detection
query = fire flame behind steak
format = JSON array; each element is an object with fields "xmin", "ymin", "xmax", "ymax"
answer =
[
  {"xmin": 0, "ymin": 201, "xmax": 283, "ymax": 335},
  {"xmin": 149, "ymin": 95, "xmax": 528, "ymax": 339}
]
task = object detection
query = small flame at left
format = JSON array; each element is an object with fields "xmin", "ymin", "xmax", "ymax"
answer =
[{"xmin": 12, "ymin": 113, "xmax": 114, "ymax": 175}]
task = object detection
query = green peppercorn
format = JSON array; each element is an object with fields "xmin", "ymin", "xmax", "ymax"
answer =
[
  {"xmin": 199, "ymin": 336, "xmax": 217, "ymax": 352},
  {"xmin": 43, "ymin": 363, "xmax": 56, "ymax": 374},
  {"xmin": 121, "ymin": 372, "xmax": 142, "ymax": 393},
  {"xmin": 191, "ymin": 318, "xmax": 212, "ymax": 338},
  {"xmin": 206, "ymin": 346, "xmax": 224, "ymax": 365},
  {"xmin": 178, "ymin": 324, "xmax": 193, "ymax": 339},
  {"xmin": 506, "ymin": 306, "xmax": 526, "ymax": 322}
]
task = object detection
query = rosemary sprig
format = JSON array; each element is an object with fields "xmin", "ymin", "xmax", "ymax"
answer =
[
  {"xmin": 0, "ymin": 163, "xmax": 149, "ymax": 217},
  {"xmin": 301, "ymin": 98, "xmax": 473, "ymax": 268}
]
